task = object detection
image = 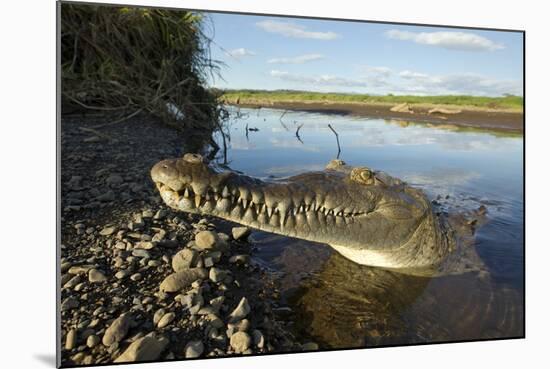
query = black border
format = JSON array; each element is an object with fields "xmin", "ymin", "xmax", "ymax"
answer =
[{"xmin": 56, "ymin": 1, "xmax": 526, "ymax": 368}]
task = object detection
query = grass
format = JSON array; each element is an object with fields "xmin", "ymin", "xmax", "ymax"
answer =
[{"xmin": 220, "ymin": 89, "xmax": 524, "ymax": 112}]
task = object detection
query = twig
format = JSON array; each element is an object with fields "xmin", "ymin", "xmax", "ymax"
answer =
[
  {"xmin": 91, "ymin": 108, "xmax": 144, "ymax": 128},
  {"xmin": 328, "ymin": 123, "xmax": 341, "ymax": 159},
  {"xmin": 79, "ymin": 127, "xmax": 115, "ymax": 141},
  {"xmin": 295, "ymin": 123, "xmax": 304, "ymax": 144},
  {"xmin": 245, "ymin": 123, "xmax": 249, "ymax": 141}
]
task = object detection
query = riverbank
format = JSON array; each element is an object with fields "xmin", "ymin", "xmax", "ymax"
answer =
[
  {"xmin": 221, "ymin": 95, "xmax": 524, "ymax": 133},
  {"xmin": 60, "ymin": 114, "xmax": 313, "ymax": 365}
]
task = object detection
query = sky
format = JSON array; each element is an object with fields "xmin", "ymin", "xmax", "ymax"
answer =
[{"xmin": 203, "ymin": 12, "xmax": 523, "ymax": 96}]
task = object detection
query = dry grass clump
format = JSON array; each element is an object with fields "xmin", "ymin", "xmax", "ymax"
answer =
[{"xmin": 61, "ymin": 3, "xmax": 226, "ymax": 134}]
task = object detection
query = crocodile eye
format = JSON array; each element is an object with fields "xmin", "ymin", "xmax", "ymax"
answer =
[
  {"xmin": 183, "ymin": 153, "xmax": 203, "ymax": 164},
  {"xmin": 350, "ymin": 167, "xmax": 374, "ymax": 185}
]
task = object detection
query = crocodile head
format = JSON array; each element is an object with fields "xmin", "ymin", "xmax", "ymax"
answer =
[{"xmin": 151, "ymin": 153, "xmax": 454, "ymax": 269}]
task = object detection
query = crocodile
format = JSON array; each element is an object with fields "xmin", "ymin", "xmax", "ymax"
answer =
[{"xmin": 151, "ymin": 153, "xmax": 485, "ymax": 273}]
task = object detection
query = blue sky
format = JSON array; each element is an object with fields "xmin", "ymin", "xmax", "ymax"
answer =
[{"xmin": 205, "ymin": 12, "xmax": 523, "ymax": 96}]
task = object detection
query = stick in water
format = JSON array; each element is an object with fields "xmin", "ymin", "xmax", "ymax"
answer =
[{"xmin": 328, "ymin": 123, "xmax": 341, "ymax": 159}]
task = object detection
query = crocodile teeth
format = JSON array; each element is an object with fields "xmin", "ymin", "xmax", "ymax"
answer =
[
  {"xmin": 194, "ymin": 195, "xmax": 202, "ymax": 208},
  {"xmin": 222, "ymin": 186, "xmax": 230, "ymax": 197},
  {"xmin": 267, "ymin": 207, "xmax": 274, "ymax": 217},
  {"xmin": 183, "ymin": 188, "xmax": 190, "ymax": 198},
  {"xmin": 242, "ymin": 198, "xmax": 249, "ymax": 209}
]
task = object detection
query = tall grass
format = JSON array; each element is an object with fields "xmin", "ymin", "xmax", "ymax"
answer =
[{"xmin": 61, "ymin": 3, "xmax": 227, "ymax": 133}]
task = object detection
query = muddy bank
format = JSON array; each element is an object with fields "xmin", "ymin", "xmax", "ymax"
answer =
[
  {"xmin": 59, "ymin": 114, "xmax": 314, "ymax": 366},
  {"xmin": 230, "ymin": 101, "xmax": 523, "ymax": 133}
]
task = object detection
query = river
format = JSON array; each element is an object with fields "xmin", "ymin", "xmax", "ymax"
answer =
[{"xmin": 212, "ymin": 106, "xmax": 524, "ymax": 348}]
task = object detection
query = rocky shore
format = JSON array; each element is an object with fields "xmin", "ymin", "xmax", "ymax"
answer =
[{"xmin": 60, "ymin": 114, "xmax": 313, "ymax": 366}]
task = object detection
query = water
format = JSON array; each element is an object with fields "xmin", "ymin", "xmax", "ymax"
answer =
[{"xmin": 214, "ymin": 107, "xmax": 524, "ymax": 347}]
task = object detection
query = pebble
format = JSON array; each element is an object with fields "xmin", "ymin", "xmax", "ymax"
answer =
[
  {"xmin": 102, "ymin": 314, "xmax": 133, "ymax": 346},
  {"xmin": 130, "ymin": 273, "xmax": 142, "ymax": 281},
  {"xmin": 115, "ymin": 270, "xmax": 130, "ymax": 280},
  {"xmin": 209, "ymin": 267, "xmax": 229, "ymax": 283},
  {"xmin": 61, "ymin": 297, "xmax": 79, "ymax": 311},
  {"xmin": 194, "ymin": 231, "xmax": 220, "ymax": 250},
  {"xmin": 252, "ymin": 330, "xmax": 265, "ymax": 348},
  {"xmin": 230, "ymin": 331, "xmax": 251, "ymax": 353},
  {"xmin": 88, "ymin": 269, "xmax": 107, "ymax": 283},
  {"xmin": 159, "ymin": 268, "xmax": 208, "ymax": 293},
  {"xmin": 229, "ymin": 254, "xmax": 250, "ymax": 264},
  {"xmin": 86, "ymin": 335, "xmax": 100, "ymax": 348},
  {"xmin": 228, "ymin": 297, "xmax": 251, "ymax": 323},
  {"xmin": 97, "ymin": 190, "xmax": 115, "ymax": 202},
  {"xmin": 135, "ymin": 241, "xmax": 155, "ymax": 250},
  {"xmin": 232, "ymin": 227, "xmax": 251, "ymax": 240},
  {"xmin": 105, "ymin": 174, "xmax": 123, "ymax": 186},
  {"xmin": 65, "ymin": 329, "xmax": 77, "ymax": 350},
  {"xmin": 153, "ymin": 209, "xmax": 167, "ymax": 220},
  {"xmin": 114, "ymin": 335, "xmax": 169, "ymax": 363},
  {"xmin": 184, "ymin": 340, "xmax": 204, "ymax": 358},
  {"xmin": 171, "ymin": 249, "xmax": 198, "ymax": 272},
  {"xmin": 301, "ymin": 342, "xmax": 319, "ymax": 351},
  {"xmin": 153, "ymin": 308, "xmax": 166, "ymax": 326},
  {"xmin": 99, "ymin": 226, "xmax": 116, "ymax": 236},
  {"xmin": 132, "ymin": 249, "xmax": 151, "ymax": 258},
  {"xmin": 156, "ymin": 312, "xmax": 175, "ymax": 328}
]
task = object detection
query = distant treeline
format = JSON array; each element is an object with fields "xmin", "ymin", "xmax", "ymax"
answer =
[{"xmin": 220, "ymin": 89, "xmax": 523, "ymax": 111}]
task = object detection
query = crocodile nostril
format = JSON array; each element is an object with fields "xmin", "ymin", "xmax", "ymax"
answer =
[{"xmin": 162, "ymin": 165, "xmax": 168, "ymax": 169}]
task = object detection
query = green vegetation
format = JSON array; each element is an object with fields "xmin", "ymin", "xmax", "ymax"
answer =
[
  {"xmin": 61, "ymin": 3, "xmax": 226, "ymax": 134},
  {"xmin": 221, "ymin": 89, "xmax": 523, "ymax": 112}
]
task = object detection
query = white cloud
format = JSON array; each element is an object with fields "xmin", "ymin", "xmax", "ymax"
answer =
[
  {"xmin": 226, "ymin": 48, "xmax": 256, "ymax": 59},
  {"xmin": 386, "ymin": 30, "xmax": 504, "ymax": 51},
  {"xmin": 397, "ymin": 70, "xmax": 521, "ymax": 96},
  {"xmin": 256, "ymin": 20, "xmax": 339, "ymax": 40},
  {"xmin": 270, "ymin": 70, "xmax": 369, "ymax": 88},
  {"xmin": 267, "ymin": 54, "xmax": 324, "ymax": 64}
]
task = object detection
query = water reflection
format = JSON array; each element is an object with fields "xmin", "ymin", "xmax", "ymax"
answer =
[{"xmin": 218, "ymin": 107, "xmax": 523, "ymax": 345}]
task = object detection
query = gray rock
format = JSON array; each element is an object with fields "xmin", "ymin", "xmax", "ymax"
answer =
[
  {"xmin": 130, "ymin": 273, "xmax": 142, "ymax": 281},
  {"xmin": 153, "ymin": 209, "xmax": 167, "ymax": 220},
  {"xmin": 97, "ymin": 190, "xmax": 115, "ymax": 202},
  {"xmin": 106, "ymin": 174, "xmax": 124, "ymax": 186},
  {"xmin": 156, "ymin": 312, "xmax": 175, "ymax": 328},
  {"xmin": 229, "ymin": 255, "xmax": 250, "ymax": 264},
  {"xmin": 301, "ymin": 342, "xmax": 319, "ymax": 351},
  {"xmin": 115, "ymin": 270, "xmax": 130, "ymax": 280},
  {"xmin": 194, "ymin": 231, "xmax": 220, "ymax": 250},
  {"xmin": 232, "ymin": 227, "xmax": 251, "ymax": 240},
  {"xmin": 252, "ymin": 330, "xmax": 265, "ymax": 349},
  {"xmin": 65, "ymin": 329, "xmax": 77, "ymax": 350},
  {"xmin": 209, "ymin": 268, "xmax": 229, "ymax": 283},
  {"xmin": 153, "ymin": 308, "xmax": 166, "ymax": 326},
  {"xmin": 86, "ymin": 334, "xmax": 100, "ymax": 348},
  {"xmin": 228, "ymin": 297, "xmax": 250, "ymax": 323},
  {"xmin": 171, "ymin": 249, "xmax": 198, "ymax": 272},
  {"xmin": 61, "ymin": 297, "xmax": 79, "ymax": 311},
  {"xmin": 135, "ymin": 241, "xmax": 155, "ymax": 250},
  {"xmin": 230, "ymin": 331, "xmax": 251, "ymax": 353},
  {"xmin": 184, "ymin": 340, "xmax": 204, "ymax": 358},
  {"xmin": 142, "ymin": 209, "xmax": 154, "ymax": 218},
  {"xmin": 159, "ymin": 268, "xmax": 208, "ymax": 293},
  {"xmin": 88, "ymin": 268, "xmax": 107, "ymax": 283},
  {"xmin": 114, "ymin": 335, "xmax": 168, "ymax": 363},
  {"xmin": 102, "ymin": 314, "xmax": 133, "ymax": 346},
  {"xmin": 63, "ymin": 275, "xmax": 82, "ymax": 289},
  {"xmin": 132, "ymin": 249, "xmax": 151, "ymax": 258},
  {"xmin": 99, "ymin": 226, "xmax": 116, "ymax": 236}
]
